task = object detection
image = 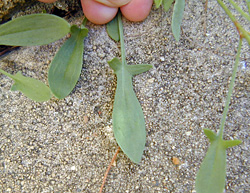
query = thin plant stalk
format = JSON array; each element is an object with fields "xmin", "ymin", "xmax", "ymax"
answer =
[
  {"xmin": 217, "ymin": 0, "xmax": 250, "ymax": 44},
  {"xmin": 228, "ymin": 0, "xmax": 250, "ymax": 22},
  {"xmin": 118, "ymin": 12, "xmax": 126, "ymax": 65},
  {"xmin": 218, "ymin": 38, "xmax": 242, "ymax": 138},
  {"xmin": 195, "ymin": 38, "xmax": 242, "ymax": 193},
  {"xmin": 99, "ymin": 147, "xmax": 120, "ymax": 193},
  {"xmin": 82, "ymin": 17, "xmax": 88, "ymax": 26}
]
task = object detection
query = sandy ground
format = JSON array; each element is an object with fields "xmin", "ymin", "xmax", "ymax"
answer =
[{"xmin": 0, "ymin": 1, "xmax": 249, "ymax": 192}]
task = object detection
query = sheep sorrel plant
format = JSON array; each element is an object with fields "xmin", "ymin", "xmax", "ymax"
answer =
[
  {"xmin": 195, "ymin": 39, "xmax": 242, "ymax": 193},
  {"xmin": 0, "ymin": 11, "xmax": 151, "ymax": 165},
  {"xmin": 0, "ymin": 14, "xmax": 88, "ymax": 101},
  {"xmin": 107, "ymin": 12, "xmax": 152, "ymax": 163},
  {"xmin": 195, "ymin": 0, "xmax": 249, "ymax": 192},
  {"xmin": 0, "ymin": 0, "xmax": 247, "ymax": 192}
]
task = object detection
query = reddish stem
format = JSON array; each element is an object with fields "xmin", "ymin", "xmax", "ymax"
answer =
[{"xmin": 99, "ymin": 147, "xmax": 120, "ymax": 193}]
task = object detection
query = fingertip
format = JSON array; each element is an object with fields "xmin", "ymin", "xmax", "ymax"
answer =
[
  {"xmin": 81, "ymin": 0, "xmax": 118, "ymax": 24},
  {"xmin": 120, "ymin": 0, "xmax": 153, "ymax": 22}
]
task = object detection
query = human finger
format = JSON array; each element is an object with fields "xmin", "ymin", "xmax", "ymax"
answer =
[
  {"xmin": 81, "ymin": 0, "xmax": 118, "ymax": 24},
  {"xmin": 120, "ymin": 0, "xmax": 153, "ymax": 22}
]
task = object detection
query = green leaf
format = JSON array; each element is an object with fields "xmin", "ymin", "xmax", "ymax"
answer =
[
  {"xmin": 108, "ymin": 58, "xmax": 151, "ymax": 163},
  {"xmin": 0, "ymin": 69, "xmax": 52, "ymax": 102},
  {"xmin": 109, "ymin": 12, "xmax": 152, "ymax": 163},
  {"xmin": 195, "ymin": 139, "xmax": 227, "ymax": 193},
  {"xmin": 171, "ymin": 0, "xmax": 185, "ymax": 41},
  {"xmin": 196, "ymin": 39, "xmax": 242, "ymax": 193},
  {"xmin": 0, "ymin": 14, "xmax": 70, "ymax": 46},
  {"xmin": 106, "ymin": 14, "xmax": 120, "ymax": 41},
  {"xmin": 154, "ymin": 0, "xmax": 163, "ymax": 8},
  {"xmin": 163, "ymin": 0, "xmax": 174, "ymax": 12},
  {"xmin": 48, "ymin": 25, "xmax": 88, "ymax": 99},
  {"xmin": 195, "ymin": 131, "xmax": 241, "ymax": 193}
]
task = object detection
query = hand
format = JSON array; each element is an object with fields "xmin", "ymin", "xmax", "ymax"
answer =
[{"xmin": 38, "ymin": 0, "xmax": 153, "ymax": 24}]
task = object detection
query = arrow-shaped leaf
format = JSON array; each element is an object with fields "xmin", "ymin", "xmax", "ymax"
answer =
[
  {"xmin": 0, "ymin": 69, "xmax": 52, "ymax": 102},
  {"xmin": 108, "ymin": 57, "xmax": 152, "ymax": 163},
  {"xmin": 196, "ymin": 38, "xmax": 243, "ymax": 193},
  {"xmin": 195, "ymin": 129, "xmax": 241, "ymax": 193}
]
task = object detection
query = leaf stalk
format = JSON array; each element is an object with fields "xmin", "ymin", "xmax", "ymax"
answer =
[
  {"xmin": 118, "ymin": 11, "xmax": 126, "ymax": 65},
  {"xmin": 218, "ymin": 38, "xmax": 242, "ymax": 138}
]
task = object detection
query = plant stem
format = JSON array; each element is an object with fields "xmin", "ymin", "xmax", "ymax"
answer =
[
  {"xmin": 217, "ymin": 0, "xmax": 250, "ymax": 44},
  {"xmin": 0, "ymin": 69, "xmax": 14, "ymax": 79},
  {"xmin": 82, "ymin": 17, "xmax": 88, "ymax": 26},
  {"xmin": 218, "ymin": 38, "xmax": 242, "ymax": 138},
  {"xmin": 247, "ymin": 0, "xmax": 250, "ymax": 15},
  {"xmin": 99, "ymin": 147, "xmax": 120, "ymax": 193},
  {"xmin": 228, "ymin": 0, "xmax": 250, "ymax": 22},
  {"xmin": 117, "ymin": 11, "xmax": 126, "ymax": 65}
]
